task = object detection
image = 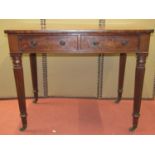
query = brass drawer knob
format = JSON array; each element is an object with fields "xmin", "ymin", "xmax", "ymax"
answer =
[
  {"xmin": 30, "ymin": 40, "xmax": 37, "ymax": 48},
  {"xmin": 59, "ymin": 40, "xmax": 66, "ymax": 46},
  {"xmin": 92, "ymin": 41, "xmax": 100, "ymax": 47}
]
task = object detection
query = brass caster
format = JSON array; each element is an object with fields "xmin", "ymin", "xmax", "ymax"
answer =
[
  {"xmin": 32, "ymin": 98, "xmax": 38, "ymax": 104},
  {"xmin": 129, "ymin": 125, "xmax": 137, "ymax": 132},
  {"xmin": 19, "ymin": 124, "xmax": 27, "ymax": 131},
  {"xmin": 114, "ymin": 98, "xmax": 121, "ymax": 104}
]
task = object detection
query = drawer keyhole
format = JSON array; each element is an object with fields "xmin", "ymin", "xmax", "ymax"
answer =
[{"xmin": 59, "ymin": 40, "xmax": 66, "ymax": 46}]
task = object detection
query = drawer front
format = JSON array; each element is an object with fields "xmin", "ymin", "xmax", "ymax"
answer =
[
  {"xmin": 18, "ymin": 35, "xmax": 78, "ymax": 51},
  {"xmin": 80, "ymin": 36, "xmax": 139, "ymax": 51}
]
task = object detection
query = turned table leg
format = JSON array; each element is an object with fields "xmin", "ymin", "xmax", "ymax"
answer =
[
  {"xmin": 115, "ymin": 53, "xmax": 127, "ymax": 103},
  {"xmin": 129, "ymin": 53, "xmax": 147, "ymax": 131},
  {"xmin": 11, "ymin": 53, "xmax": 27, "ymax": 131},
  {"xmin": 30, "ymin": 53, "xmax": 38, "ymax": 103}
]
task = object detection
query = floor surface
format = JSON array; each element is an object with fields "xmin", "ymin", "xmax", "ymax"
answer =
[{"xmin": 0, "ymin": 98, "xmax": 155, "ymax": 135}]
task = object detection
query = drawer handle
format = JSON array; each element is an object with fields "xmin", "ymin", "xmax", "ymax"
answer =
[
  {"xmin": 121, "ymin": 40, "xmax": 128, "ymax": 46},
  {"xmin": 30, "ymin": 40, "xmax": 37, "ymax": 48},
  {"xmin": 92, "ymin": 41, "xmax": 100, "ymax": 47},
  {"xmin": 59, "ymin": 40, "xmax": 66, "ymax": 46}
]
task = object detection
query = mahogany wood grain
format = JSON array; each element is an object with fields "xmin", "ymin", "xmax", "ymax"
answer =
[
  {"xmin": 19, "ymin": 35, "xmax": 78, "ymax": 52},
  {"xmin": 80, "ymin": 36, "xmax": 138, "ymax": 52}
]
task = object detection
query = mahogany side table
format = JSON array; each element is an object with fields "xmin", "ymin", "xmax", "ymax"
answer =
[{"xmin": 4, "ymin": 29, "xmax": 154, "ymax": 131}]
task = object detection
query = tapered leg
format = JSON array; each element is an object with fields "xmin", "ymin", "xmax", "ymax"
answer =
[
  {"xmin": 11, "ymin": 53, "xmax": 27, "ymax": 131},
  {"xmin": 129, "ymin": 53, "xmax": 147, "ymax": 131},
  {"xmin": 115, "ymin": 53, "xmax": 127, "ymax": 103},
  {"xmin": 30, "ymin": 53, "xmax": 38, "ymax": 103}
]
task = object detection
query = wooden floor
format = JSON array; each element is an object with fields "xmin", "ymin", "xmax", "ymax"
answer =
[{"xmin": 0, "ymin": 98, "xmax": 155, "ymax": 135}]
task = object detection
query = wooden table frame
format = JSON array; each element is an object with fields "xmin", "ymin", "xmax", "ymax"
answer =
[{"xmin": 5, "ymin": 29, "xmax": 154, "ymax": 131}]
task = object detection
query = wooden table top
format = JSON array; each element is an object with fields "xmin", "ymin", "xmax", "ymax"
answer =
[{"xmin": 4, "ymin": 29, "xmax": 154, "ymax": 34}]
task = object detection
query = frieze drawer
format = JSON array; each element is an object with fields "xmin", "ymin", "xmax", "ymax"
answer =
[
  {"xmin": 80, "ymin": 36, "xmax": 139, "ymax": 52},
  {"xmin": 18, "ymin": 35, "xmax": 78, "ymax": 52}
]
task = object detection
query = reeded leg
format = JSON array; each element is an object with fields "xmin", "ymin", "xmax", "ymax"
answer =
[
  {"xmin": 11, "ymin": 53, "xmax": 27, "ymax": 131},
  {"xmin": 129, "ymin": 53, "xmax": 147, "ymax": 131},
  {"xmin": 115, "ymin": 53, "xmax": 127, "ymax": 103},
  {"xmin": 30, "ymin": 53, "xmax": 38, "ymax": 103}
]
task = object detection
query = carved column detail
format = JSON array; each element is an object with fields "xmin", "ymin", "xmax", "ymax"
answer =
[
  {"xmin": 11, "ymin": 54, "xmax": 22, "ymax": 69},
  {"xmin": 136, "ymin": 53, "xmax": 147, "ymax": 69}
]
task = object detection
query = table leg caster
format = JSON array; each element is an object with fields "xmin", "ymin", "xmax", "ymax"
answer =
[
  {"xmin": 129, "ymin": 125, "xmax": 137, "ymax": 131},
  {"xmin": 32, "ymin": 98, "xmax": 38, "ymax": 104},
  {"xmin": 19, "ymin": 124, "xmax": 27, "ymax": 131},
  {"xmin": 114, "ymin": 98, "xmax": 121, "ymax": 104}
]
